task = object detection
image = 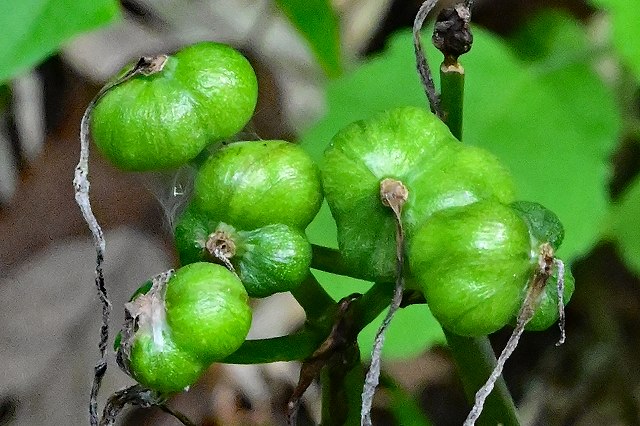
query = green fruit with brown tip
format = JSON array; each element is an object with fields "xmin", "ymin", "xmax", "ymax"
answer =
[
  {"xmin": 233, "ymin": 223, "xmax": 312, "ymax": 298},
  {"xmin": 91, "ymin": 41, "xmax": 258, "ymax": 171},
  {"xmin": 409, "ymin": 200, "xmax": 534, "ymax": 336},
  {"xmin": 510, "ymin": 200, "xmax": 574, "ymax": 331},
  {"xmin": 193, "ymin": 140, "xmax": 323, "ymax": 231},
  {"xmin": 117, "ymin": 264, "xmax": 252, "ymax": 393},
  {"xmin": 174, "ymin": 205, "xmax": 312, "ymax": 298}
]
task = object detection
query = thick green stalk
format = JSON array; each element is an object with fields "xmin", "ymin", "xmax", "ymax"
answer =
[
  {"xmin": 223, "ymin": 330, "xmax": 326, "ymax": 364},
  {"xmin": 438, "ymin": 42, "xmax": 520, "ymax": 424},
  {"xmin": 444, "ymin": 330, "xmax": 520, "ymax": 426},
  {"xmin": 290, "ymin": 274, "xmax": 337, "ymax": 322},
  {"xmin": 321, "ymin": 347, "xmax": 364, "ymax": 426},
  {"xmin": 350, "ymin": 281, "xmax": 395, "ymax": 331},
  {"xmin": 439, "ymin": 61, "xmax": 465, "ymax": 140},
  {"xmin": 224, "ymin": 281, "xmax": 392, "ymax": 365},
  {"xmin": 311, "ymin": 244, "xmax": 354, "ymax": 277}
]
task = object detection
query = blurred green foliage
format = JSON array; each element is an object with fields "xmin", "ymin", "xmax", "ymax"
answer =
[
  {"xmin": 0, "ymin": 0, "xmax": 120, "ymax": 83},
  {"xmin": 590, "ymin": 0, "xmax": 640, "ymax": 83},
  {"xmin": 612, "ymin": 176, "xmax": 640, "ymax": 275},
  {"xmin": 382, "ymin": 374, "xmax": 434, "ymax": 426},
  {"xmin": 275, "ymin": 0, "xmax": 343, "ymax": 77}
]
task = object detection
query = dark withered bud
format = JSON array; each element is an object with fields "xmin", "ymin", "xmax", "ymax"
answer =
[{"xmin": 432, "ymin": 3, "xmax": 473, "ymax": 62}]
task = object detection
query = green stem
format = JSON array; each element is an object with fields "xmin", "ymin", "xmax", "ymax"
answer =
[
  {"xmin": 223, "ymin": 281, "xmax": 393, "ymax": 365},
  {"xmin": 351, "ymin": 281, "xmax": 395, "ymax": 332},
  {"xmin": 438, "ymin": 45, "xmax": 519, "ymax": 424},
  {"xmin": 223, "ymin": 330, "xmax": 326, "ymax": 364},
  {"xmin": 444, "ymin": 330, "xmax": 520, "ymax": 426},
  {"xmin": 226, "ymin": 274, "xmax": 337, "ymax": 364},
  {"xmin": 439, "ymin": 61, "xmax": 465, "ymax": 140},
  {"xmin": 320, "ymin": 368, "xmax": 333, "ymax": 424},
  {"xmin": 290, "ymin": 274, "xmax": 337, "ymax": 322},
  {"xmin": 311, "ymin": 244, "xmax": 354, "ymax": 277},
  {"xmin": 321, "ymin": 346, "xmax": 363, "ymax": 426}
]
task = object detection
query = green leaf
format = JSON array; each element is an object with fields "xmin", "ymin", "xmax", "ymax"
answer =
[
  {"xmin": 611, "ymin": 175, "xmax": 640, "ymax": 275},
  {"xmin": 590, "ymin": 0, "xmax": 640, "ymax": 82},
  {"xmin": 275, "ymin": 0, "xmax": 342, "ymax": 77},
  {"xmin": 508, "ymin": 11, "xmax": 589, "ymax": 61},
  {"xmin": 303, "ymin": 12, "xmax": 620, "ymax": 357},
  {"xmin": 0, "ymin": 0, "xmax": 121, "ymax": 83},
  {"xmin": 465, "ymin": 15, "xmax": 620, "ymax": 260}
]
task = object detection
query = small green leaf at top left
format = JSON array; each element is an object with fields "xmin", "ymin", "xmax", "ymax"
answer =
[
  {"xmin": 275, "ymin": 0, "xmax": 343, "ymax": 77},
  {"xmin": 0, "ymin": 0, "xmax": 121, "ymax": 83}
]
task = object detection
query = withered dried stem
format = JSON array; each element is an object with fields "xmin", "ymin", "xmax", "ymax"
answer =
[
  {"xmin": 287, "ymin": 294, "xmax": 361, "ymax": 426},
  {"xmin": 361, "ymin": 179, "xmax": 409, "ymax": 426},
  {"xmin": 463, "ymin": 243, "xmax": 560, "ymax": 425},
  {"xmin": 75, "ymin": 53, "xmax": 168, "ymax": 426}
]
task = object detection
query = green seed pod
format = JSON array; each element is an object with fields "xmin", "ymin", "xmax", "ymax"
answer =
[
  {"xmin": 117, "ymin": 274, "xmax": 205, "ymax": 393},
  {"xmin": 174, "ymin": 205, "xmax": 312, "ymax": 298},
  {"xmin": 117, "ymin": 266, "xmax": 252, "ymax": 393},
  {"xmin": 194, "ymin": 140, "xmax": 323, "ymax": 230},
  {"xmin": 164, "ymin": 262, "xmax": 252, "ymax": 363},
  {"xmin": 91, "ymin": 41, "xmax": 258, "ymax": 171},
  {"xmin": 321, "ymin": 106, "xmax": 516, "ymax": 282},
  {"xmin": 128, "ymin": 330, "xmax": 205, "ymax": 394},
  {"xmin": 409, "ymin": 200, "xmax": 534, "ymax": 336}
]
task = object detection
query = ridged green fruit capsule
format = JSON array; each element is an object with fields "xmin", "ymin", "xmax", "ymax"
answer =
[
  {"xmin": 117, "ymin": 264, "xmax": 252, "ymax": 392},
  {"xmin": 117, "ymin": 274, "xmax": 205, "ymax": 393},
  {"xmin": 223, "ymin": 223, "xmax": 312, "ymax": 298},
  {"xmin": 321, "ymin": 106, "xmax": 516, "ymax": 282},
  {"xmin": 194, "ymin": 140, "xmax": 323, "ymax": 231},
  {"xmin": 174, "ymin": 205, "xmax": 312, "ymax": 298},
  {"xmin": 91, "ymin": 41, "xmax": 258, "ymax": 171},
  {"xmin": 409, "ymin": 200, "xmax": 534, "ymax": 336}
]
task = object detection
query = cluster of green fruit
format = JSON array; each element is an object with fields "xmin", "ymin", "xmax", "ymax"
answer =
[
  {"xmin": 94, "ymin": 42, "xmax": 323, "ymax": 393},
  {"xmin": 322, "ymin": 106, "xmax": 574, "ymax": 336},
  {"xmin": 91, "ymin": 42, "xmax": 573, "ymax": 395}
]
